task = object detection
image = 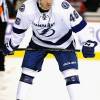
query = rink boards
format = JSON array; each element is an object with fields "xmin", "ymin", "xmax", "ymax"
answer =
[{"xmin": 6, "ymin": 50, "xmax": 100, "ymax": 60}]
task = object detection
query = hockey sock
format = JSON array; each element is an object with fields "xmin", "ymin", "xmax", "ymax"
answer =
[
  {"xmin": 16, "ymin": 68, "xmax": 37, "ymax": 100},
  {"xmin": 62, "ymin": 69, "xmax": 81, "ymax": 100}
]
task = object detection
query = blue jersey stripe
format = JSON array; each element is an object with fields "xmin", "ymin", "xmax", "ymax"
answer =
[
  {"xmin": 33, "ymin": 29, "xmax": 72, "ymax": 45},
  {"xmin": 72, "ymin": 20, "xmax": 87, "ymax": 33},
  {"xmin": 9, "ymin": 39, "xmax": 19, "ymax": 50},
  {"xmin": 13, "ymin": 27, "xmax": 26, "ymax": 34}
]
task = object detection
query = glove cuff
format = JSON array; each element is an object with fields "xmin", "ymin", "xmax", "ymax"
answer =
[
  {"xmin": 83, "ymin": 40, "xmax": 97, "ymax": 48},
  {"xmin": 6, "ymin": 39, "xmax": 19, "ymax": 52}
]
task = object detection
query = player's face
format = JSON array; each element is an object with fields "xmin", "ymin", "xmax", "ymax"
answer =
[{"xmin": 39, "ymin": 0, "xmax": 53, "ymax": 10}]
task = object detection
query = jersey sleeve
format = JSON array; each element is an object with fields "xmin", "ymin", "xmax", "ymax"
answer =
[
  {"xmin": 69, "ymin": 9, "xmax": 87, "ymax": 33},
  {"xmin": 60, "ymin": 0, "xmax": 92, "ymax": 45},
  {"xmin": 67, "ymin": 4, "xmax": 93, "ymax": 44},
  {"xmin": 77, "ymin": 24, "xmax": 94, "ymax": 45},
  {"xmin": 6, "ymin": 3, "xmax": 32, "ymax": 50},
  {"xmin": 13, "ymin": 4, "xmax": 32, "ymax": 30},
  {"xmin": 61, "ymin": 0, "xmax": 87, "ymax": 33}
]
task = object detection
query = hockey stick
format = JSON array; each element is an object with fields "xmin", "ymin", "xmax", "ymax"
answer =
[
  {"xmin": 0, "ymin": 48, "xmax": 80, "ymax": 53},
  {"xmin": 0, "ymin": 48, "xmax": 80, "ymax": 55},
  {"xmin": 15, "ymin": 48, "xmax": 80, "ymax": 52}
]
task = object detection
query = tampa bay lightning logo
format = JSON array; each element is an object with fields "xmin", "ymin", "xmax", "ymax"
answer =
[
  {"xmin": 39, "ymin": 27, "xmax": 55, "ymax": 37},
  {"xmin": 35, "ymin": 14, "xmax": 55, "ymax": 37},
  {"xmin": 15, "ymin": 18, "xmax": 21, "ymax": 25},
  {"xmin": 19, "ymin": 4, "xmax": 25, "ymax": 12},
  {"xmin": 42, "ymin": 13, "xmax": 47, "ymax": 20},
  {"xmin": 61, "ymin": 1, "xmax": 70, "ymax": 9}
]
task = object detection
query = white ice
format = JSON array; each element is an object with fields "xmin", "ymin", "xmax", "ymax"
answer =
[{"xmin": 0, "ymin": 57, "xmax": 100, "ymax": 100}]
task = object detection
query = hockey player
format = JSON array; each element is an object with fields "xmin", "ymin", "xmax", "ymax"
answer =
[
  {"xmin": 3, "ymin": 0, "xmax": 97, "ymax": 99},
  {"xmin": 0, "ymin": 0, "xmax": 8, "ymax": 71}
]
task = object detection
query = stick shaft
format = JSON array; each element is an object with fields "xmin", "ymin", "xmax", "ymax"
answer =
[{"xmin": 15, "ymin": 48, "xmax": 80, "ymax": 52}]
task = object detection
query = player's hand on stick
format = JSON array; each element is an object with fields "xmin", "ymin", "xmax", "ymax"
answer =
[
  {"xmin": 2, "ymin": 45, "xmax": 14, "ymax": 55},
  {"xmin": 2, "ymin": 39, "xmax": 19, "ymax": 56}
]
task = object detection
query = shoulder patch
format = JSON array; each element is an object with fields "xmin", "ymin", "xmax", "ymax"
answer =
[
  {"xmin": 19, "ymin": 4, "xmax": 25, "ymax": 12},
  {"xmin": 15, "ymin": 18, "xmax": 21, "ymax": 25},
  {"xmin": 61, "ymin": 1, "xmax": 70, "ymax": 9}
]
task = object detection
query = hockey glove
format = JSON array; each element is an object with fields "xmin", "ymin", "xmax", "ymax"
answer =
[
  {"xmin": 2, "ymin": 39, "xmax": 19, "ymax": 56},
  {"xmin": 82, "ymin": 40, "xmax": 97, "ymax": 58}
]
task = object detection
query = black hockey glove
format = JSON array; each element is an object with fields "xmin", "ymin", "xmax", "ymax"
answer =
[
  {"xmin": 82, "ymin": 40, "xmax": 97, "ymax": 58},
  {"xmin": 2, "ymin": 44, "xmax": 13, "ymax": 55},
  {"xmin": 2, "ymin": 39, "xmax": 19, "ymax": 56}
]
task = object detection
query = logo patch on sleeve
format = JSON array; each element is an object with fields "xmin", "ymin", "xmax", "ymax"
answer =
[
  {"xmin": 61, "ymin": 1, "xmax": 70, "ymax": 9},
  {"xmin": 15, "ymin": 18, "xmax": 21, "ymax": 25},
  {"xmin": 19, "ymin": 4, "xmax": 25, "ymax": 12}
]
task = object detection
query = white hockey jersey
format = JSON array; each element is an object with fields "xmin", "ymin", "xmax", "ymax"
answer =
[{"xmin": 8, "ymin": 0, "xmax": 90, "ymax": 50}]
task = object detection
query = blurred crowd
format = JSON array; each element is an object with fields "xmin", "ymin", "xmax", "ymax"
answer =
[
  {"xmin": 6, "ymin": 0, "xmax": 17, "ymax": 18},
  {"xmin": 67, "ymin": 0, "xmax": 100, "ymax": 16},
  {"xmin": 6, "ymin": 0, "xmax": 26, "ymax": 18},
  {"xmin": 6, "ymin": 0, "xmax": 100, "ymax": 19}
]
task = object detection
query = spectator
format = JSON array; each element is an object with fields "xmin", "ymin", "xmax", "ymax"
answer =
[
  {"xmin": 67, "ymin": 0, "xmax": 86, "ymax": 16},
  {"xmin": 6, "ymin": 0, "xmax": 17, "ymax": 18},
  {"xmin": 0, "ymin": 0, "xmax": 9, "ymax": 71},
  {"xmin": 83, "ymin": 0, "xmax": 100, "ymax": 12}
]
